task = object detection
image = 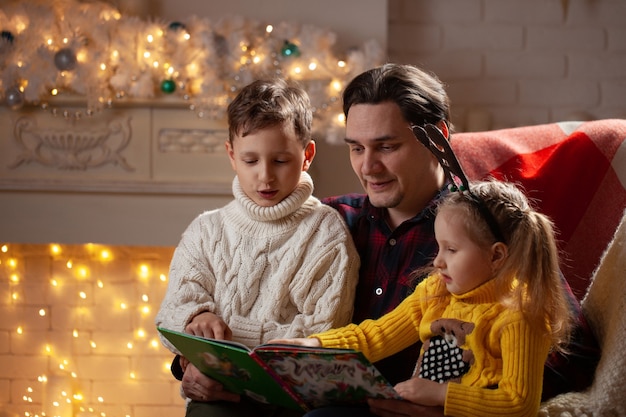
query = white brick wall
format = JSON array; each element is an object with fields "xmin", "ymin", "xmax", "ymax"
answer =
[
  {"xmin": 388, "ymin": 0, "xmax": 626, "ymax": 131},
  {"xmin": 0, "ymin": 244, "xmax": 185, "ymax": 417}
]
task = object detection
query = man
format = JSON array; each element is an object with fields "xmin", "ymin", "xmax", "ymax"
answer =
[
  {"xmin": 173, "ymin": 63, "xmax": 599, "ymax": 416},
  {"xmin": 318, "ymin": 63, "xmax": 599, "ymax": 416}
]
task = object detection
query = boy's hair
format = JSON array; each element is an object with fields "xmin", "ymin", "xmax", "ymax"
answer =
[
  {"xmin": 227, "ymin": 78, "xmax": 312, "ymax": 147},
  {"xmin": 437, "ymin": 180, "xmax": 574, "ymax": 351},
  {"xmin": 342, "ymin": 63, "xmax": 451, "ymax": 130}
]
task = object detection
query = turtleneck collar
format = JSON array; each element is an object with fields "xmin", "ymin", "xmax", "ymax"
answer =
[
  {"xmin": 452, "ymin": 277, "xmax": 500, "ymax": 304},
  {"xmin": 232, "ymin": 171, "xmax": 314, "ymax": 222}
]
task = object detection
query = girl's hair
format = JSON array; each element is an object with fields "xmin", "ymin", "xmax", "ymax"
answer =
[
  {"xmin": 227, "ymin": 78, "xmax": 312, "ymax": 147},
  {"xmin": 342, "ymin": 63, "xmax": 451, "ymax": 131},
  {"xmin": 437, "ymin": 180, "xmax": 573, "ymax": 351}
]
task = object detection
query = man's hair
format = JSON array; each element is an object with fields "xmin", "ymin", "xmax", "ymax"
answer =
[
  {"xmin": 227, "ymin": 78, "xmax": 312, "ymax": 147},
  {"xmin": 342, "ymin": 63, "xmax": 450, "ymax": 128}
]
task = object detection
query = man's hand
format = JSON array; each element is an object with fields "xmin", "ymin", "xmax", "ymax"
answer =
[
  {"xmin": 180, "ymin": 358, "xmax": 240, "ymax": 403},
  {"xmin": 185, "ymin": 311, "xmax": 232, "ymax": 340},
  {"xmin": 368, "ymin": 398, "xmax": 445, "ymax": 417}
]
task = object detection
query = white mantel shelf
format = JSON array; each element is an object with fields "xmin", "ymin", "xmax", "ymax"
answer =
[{"xmin": 0, "ymin": 102, "xmax": 235, "ymax": 246}]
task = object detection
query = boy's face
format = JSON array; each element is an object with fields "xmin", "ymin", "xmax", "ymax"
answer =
[{"xmin": 226, "ymin": 123, "xmax": 315, "ymax": 207}]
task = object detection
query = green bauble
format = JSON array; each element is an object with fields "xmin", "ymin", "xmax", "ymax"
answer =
[
  {"xmin": 281, "ymin": 40, "xmax": 300, "ymax": 58},
  {"xmin": 161, "ymin": 79, "xmax": 176, "ymax": 94}
]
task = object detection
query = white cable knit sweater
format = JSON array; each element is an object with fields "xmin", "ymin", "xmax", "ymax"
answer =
[{"xmin": 155, "ymin": 172, "xmax": 360, "ymax": 351}]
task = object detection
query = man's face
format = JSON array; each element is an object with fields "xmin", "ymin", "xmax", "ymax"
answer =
[{"xmin": 344, "ymin": 102, "xmax": 444, "ymax": 227}]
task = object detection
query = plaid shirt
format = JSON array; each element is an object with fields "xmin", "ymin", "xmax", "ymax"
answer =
[
  {"xmin": 322, "ymin": 190, "xmax": 600, "ymax": 399},
  {"xmin": 322, "ymin": 190, "xmax": 445, "ymax": 384}
]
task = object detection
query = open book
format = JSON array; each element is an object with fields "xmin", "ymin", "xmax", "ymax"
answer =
[{"xmin": 158, "ymin": 327, "xmax": 400, "ymax": 411}]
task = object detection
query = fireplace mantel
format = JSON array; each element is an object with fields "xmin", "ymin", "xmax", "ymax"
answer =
[{"xmin": 0, "ymin": 102, "xmax": 235, "ymax": 246}]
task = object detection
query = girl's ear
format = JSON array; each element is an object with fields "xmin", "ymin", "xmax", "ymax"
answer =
[
  {"xmin": 490, "ymin": 242, "xmax": 508, "ymax": 272},
  {"xmin": 302, "ymin": 140, "xmax": 316, "ymax": 171}
]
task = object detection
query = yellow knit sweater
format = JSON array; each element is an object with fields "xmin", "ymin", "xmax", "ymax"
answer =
[{"xmin": 313, "ymin": 275, "xmax": 551, "ymax": 417}]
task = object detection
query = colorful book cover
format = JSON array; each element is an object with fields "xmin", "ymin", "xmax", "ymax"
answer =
[{"xmin": 157, "ymin": 327, "xmax": 400, "ymax": 411}]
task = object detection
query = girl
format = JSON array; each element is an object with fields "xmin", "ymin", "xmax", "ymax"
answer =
[{"xmin": 275, "ymin": 179, "xmax": 573, "ymax": 417}]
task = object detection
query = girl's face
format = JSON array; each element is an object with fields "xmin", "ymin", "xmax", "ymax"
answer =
[
  {"xmin": 433, "ymin": 206, "xmax": 500, "ymax": 295},
  {"xmin": 226, "ymin": 123, "xmax": 315, "ymax": 207}
]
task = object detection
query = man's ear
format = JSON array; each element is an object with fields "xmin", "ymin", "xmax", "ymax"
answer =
[
  {"xmin": 436, "ymin": 120, "xmax": 450, "ymax": 140},
  {"xmin": 302, "ymin": 140, "xmax": 316, "ymax": 171},
  {"xmin": 490, "ymin": 242, "xmax": 508, "ymax": 272}
]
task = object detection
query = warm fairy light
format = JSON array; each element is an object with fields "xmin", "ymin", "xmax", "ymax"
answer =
[
  {"xmin": 337, "ymin": 113, "xmax": 346, "ymax": 123},
  {"xmin": 266, "ymin": 24, "xmax": 273, "ymax": 33},
  {"xmin": 100, "ymin": 63, "xmax": 106, "ymax": 71},
  {"xmin": 12, "ymin": 292, "xmax": 18, "ymax": 301},
  {"xmin": 77, "ymin": 266, "xmax": 89, "ymax": 278},
  {"xmin": 2, "ymin": 244, "xmax": 9, "ymax": 253},
  {"xmin": 4, "ymin": 242, "xmax": 176, "ymax": 415},
  {"xmin": 337, "ymin": 60, "xmax": 346, "ymax": 68},
  {"xmin": 331, "ymin": 80, "xmax": 342, "ymax": 91},
  {"xmin": 153, "ymin": 61, "xmax": 159, "ymax": 68},
  {"xmin": 138, "ymin": 264, "xmax": 150, "ymax": 278},
  {"xmin": 51, "ymin": 88, "xmax": 59, "ymax": 96},
  {"xmin": 143, "ymin": 51, "xmax": 150, "ymax": 59},
  {"xmin": 147, "ymin": 34, "xmax": 154, "ymax": 42},
  {"xmin": 308, "ymin": 62, "xmax": 317, "ymax": 71}
]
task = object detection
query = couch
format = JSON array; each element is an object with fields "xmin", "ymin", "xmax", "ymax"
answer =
[{"xmin": 451, "ymin": 119, "xmax": 626, "ymax": 415}]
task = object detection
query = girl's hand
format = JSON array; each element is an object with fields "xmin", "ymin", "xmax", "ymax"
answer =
[
  {"xmin": 393, "ymin": 377, "xmax": 447, "ymax": 407},
  {"xmin": 267, "ymin": 337, "xmax": 321, "ymax": 347},
  {"xmin": 185, "ymin": 311, "xmax": 232, "ymax": 340}
]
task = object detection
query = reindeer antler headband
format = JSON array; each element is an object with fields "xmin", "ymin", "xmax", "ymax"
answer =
[{"xmin": 412, "ymin": 124, "xmax": 506, "ymax": 244}]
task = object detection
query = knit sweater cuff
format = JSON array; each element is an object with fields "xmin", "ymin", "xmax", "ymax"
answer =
[{"xmin": 229, "ymin": 315, "xmax": 263, "ymax": 347}]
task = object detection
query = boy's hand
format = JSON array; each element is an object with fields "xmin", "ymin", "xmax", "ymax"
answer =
[
  {"xmin": 185, "ymin": 311, "xmax": 232, "ymax": 340},
  {"xmin": 267, "ymin": 337, "xmax": 321, "ymax": 347}
]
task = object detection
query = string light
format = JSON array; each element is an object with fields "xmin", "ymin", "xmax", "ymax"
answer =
[
  {"xmin": 2, "ymin": 242, "xmax": 175, "ymax": 416},
  {"xmin": 0, "ymin": 0, "xmax": 382, "ymax": 142}
]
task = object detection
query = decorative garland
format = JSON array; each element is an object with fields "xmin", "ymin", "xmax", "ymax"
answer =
[{"xmin": 0, "ymin": 0, "xmax": 383, "ymax": 142}]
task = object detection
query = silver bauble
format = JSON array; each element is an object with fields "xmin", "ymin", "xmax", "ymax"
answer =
[
  {"xmin": 54, "ymin": 48, "xmax": 77, "ymax": 71},
  {"xmin": 5, "ymin": 86, "xmax": 24, "ymax": 110}
]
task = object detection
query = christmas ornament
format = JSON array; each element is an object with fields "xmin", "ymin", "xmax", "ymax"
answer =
[
  {"xmin": 54, "ymin": 48, "xmax": 78, "ymax": 71},
  {"xmin": 281, "ymin": 40, "xmax": 301, "ymax": 58},
  {"xmin": 160, "ymin": 79, "xmax": 176, "ymax": 94},
  {"xmin": 168, "ymin": 21, "xmax": 186, "ymax": 31},
  {"xmin": 1, "ymin": 30, "xmax": 15, "ymax": 44},
  {"xmin": 5, "ymin": 85, "xmax": 24, "ymax": 110}
]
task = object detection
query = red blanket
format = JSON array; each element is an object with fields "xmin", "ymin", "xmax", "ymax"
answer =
[{"xmin": 452, "ymin": 119, "xmax": 626, "ymax": 298}]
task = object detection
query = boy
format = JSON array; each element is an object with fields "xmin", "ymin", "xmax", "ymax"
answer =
[{"xmin": 155, "ymin": 78, "xmax": 360, "ymax": 417}]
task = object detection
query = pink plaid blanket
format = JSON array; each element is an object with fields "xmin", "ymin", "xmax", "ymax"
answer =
[{"xmin": 452, "ymin": 119, "xmax": 626, "ymax": 298}]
